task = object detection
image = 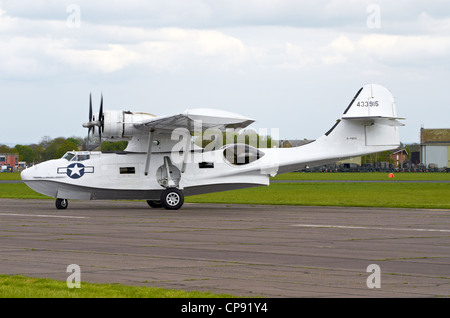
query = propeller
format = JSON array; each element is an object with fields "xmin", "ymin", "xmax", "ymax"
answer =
[
  {"xmin": 88, "ymin": 93, "xmax": 93, "ymax": 136},
  {"xmin": 83, "ymin": 93, "xmax": 105, "ymax": 148},
  {"xmin": 99, "ymin": 94, "xmax": 104, "ymax": 141}
]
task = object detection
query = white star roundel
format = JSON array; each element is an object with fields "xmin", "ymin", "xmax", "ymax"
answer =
[{"xmin": 67, "ymin": 163, "xmax": 85, "ymax": 179}]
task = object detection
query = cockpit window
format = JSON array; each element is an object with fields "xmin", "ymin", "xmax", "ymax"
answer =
[
  {"xmin": 63, "ymin": 152, "xmax": 76, "ymax": 161},
  {"xmin": 76, "ymin": 154, "xmax": 90, "ymax": 161},
  {"xmin": 223, "ymin": 144, "xmax": 265, "ymax": 165},
  {"xmin": 62, "ymin": 152, "xmax": 90, "ymax": 161}
]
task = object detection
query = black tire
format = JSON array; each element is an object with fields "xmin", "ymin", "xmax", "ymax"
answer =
[
  {"xmin": 147, "ymin": 200, "xmax": 163, "ymax": 208},
  {"xmin": 56, "ymin": 198, "xmax": 68, "ymax": 210},
  {"xmin": 160, "ymin": 188, "xmax": 184, "ymax": 210}
]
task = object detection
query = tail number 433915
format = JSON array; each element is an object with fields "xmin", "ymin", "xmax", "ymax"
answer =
[{"xmin": 357, "ymin": 101, "xmax": 379, "ymax": 107}]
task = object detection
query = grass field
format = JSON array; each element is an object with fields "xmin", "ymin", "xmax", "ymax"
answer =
[
  {"xmin": 186, "ymin": 182, "xmax": 450, "ymax": 209},
  {"xmin": 1, "ymin": 172, "xmax": 449, "ymax": 209},
  {"xmin": 0, "ymin": 172, "xmax": 21, "ymax": 180},
  {"xmin": 271, "ymin": 171, "xmax": 450, "ymax": 181},
  {"xmin": 4, "ymin": 171, "xmax": 450, "ymax": 181},
  {"xmin": 0, "ymin": 275, "xmax": 234, "ymax": 298},
  {"xmin": 187, "ymin": 172, "xmax": 450, "ymax": 209},
  {"xmin": 0, "ymin": 183, "xmax": 48, "ymax": 199}
]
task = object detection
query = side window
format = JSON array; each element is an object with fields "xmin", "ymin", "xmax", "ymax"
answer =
[
  {"xmin": 77, "ymin": 155, "xmax": 90, "ymax": 161},
  {"xmin": 223, "ymin": 144, "xmax": 265, "ymax": 166},
  {"xmin": 120, "ymin": 167, "xmax": 136, "ymax": 174}
]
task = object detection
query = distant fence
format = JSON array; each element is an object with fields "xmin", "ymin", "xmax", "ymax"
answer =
[{"xmin": 302, "ymin": 163, "xmax": 449, "ymax": 173}]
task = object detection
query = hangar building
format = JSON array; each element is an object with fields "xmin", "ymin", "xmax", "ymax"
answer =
[{"xmin": 420, "ymin": 128, "xmax": 450, "ymax": 168}]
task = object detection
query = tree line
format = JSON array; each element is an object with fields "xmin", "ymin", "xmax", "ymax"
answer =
[
  {"xmin": 0, "ymin": 136, "xmax": 128, "ymax": 164},
  {"xmin": 2, "ymin": 134, "xmax": 415, "ymax": 166},
  {"xmin": 2, "ymin": 131, "xmax": 275, "ymax": 165}
]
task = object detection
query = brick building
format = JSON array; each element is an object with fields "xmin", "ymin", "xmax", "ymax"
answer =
[{"xmin": 0, "ymin": 153, "xmax": 18, "ymax": 171}]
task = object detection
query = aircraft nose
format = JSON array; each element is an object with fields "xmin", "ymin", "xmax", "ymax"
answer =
[{"xmin": 21, "ymin": 166, "xmax": 36, "ymax": 181}]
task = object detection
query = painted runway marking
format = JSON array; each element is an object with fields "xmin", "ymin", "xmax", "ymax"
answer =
[
  {"xmin": 292, "ymin": 224, "xmax": 450, "ymax": 233},
  {"xmin": 0, "ymin": 213, "xmax": 89, "ymax": 219}
]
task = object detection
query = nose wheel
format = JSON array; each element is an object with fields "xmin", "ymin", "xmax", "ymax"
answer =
[
  {"xmin": 55, "ymin": 198, "xmax": 68, "ymax": 210},
  {"xmin": 160, "ymin": 188, "xmax": 184, "ymax": 210}
]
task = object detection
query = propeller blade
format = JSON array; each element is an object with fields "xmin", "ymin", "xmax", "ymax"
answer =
[
  {"xmin": 99, "ymin": 94, "xmax": 103, "ymax": 121},
  {"xmin": 83, "ymin": 92, "xmax": 105, "ymax": 149},
  {"xmin": 89, "ymin": 93, "xmax": 93, "ymax": 122},
  {"xmin": 99, "ymin": 94, "xmax": 103, "ymax": 149},
  {"xmin": 100, "ymin": 93, "xmax": 104, "ymax": 133}
]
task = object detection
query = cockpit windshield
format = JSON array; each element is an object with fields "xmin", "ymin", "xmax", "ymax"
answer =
[
  {"xmin": 63, "ymin": 152, "xmax": 76, "ymax": 161},
  {"xmin": 62, "ymin": 152, "xmax": 90, "ymax": 161}
]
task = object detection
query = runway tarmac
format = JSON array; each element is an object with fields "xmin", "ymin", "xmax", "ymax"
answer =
[{"xmin": 0, "ymin": 198, "xmax": 449, "ymax": 297}]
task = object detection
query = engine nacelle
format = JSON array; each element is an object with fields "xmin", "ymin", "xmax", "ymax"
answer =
[{"xmin": 99, "ymin": 110, "xmax": 156, "ymax": 140}]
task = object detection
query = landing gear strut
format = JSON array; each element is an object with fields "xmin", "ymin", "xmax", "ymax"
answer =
[
  {"xmin": 56, "ymin": 198, "xmax": 68, "ymax": 210},
  {"xmin": 160, "ymin": 188, "xmax": 184, "ymax": 210}
]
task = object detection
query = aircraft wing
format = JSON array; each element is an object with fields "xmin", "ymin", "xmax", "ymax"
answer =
[{"xmin": 135, "ymin": 108, "xmax": 254, "ymax": 132}]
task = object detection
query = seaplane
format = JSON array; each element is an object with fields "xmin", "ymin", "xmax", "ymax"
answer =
[{"xmin": 21, "ymin": 84, "xmax": 404, "ymax": 210}]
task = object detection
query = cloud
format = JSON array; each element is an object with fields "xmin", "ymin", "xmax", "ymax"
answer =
[
  {"xmin": 52, "ymin": 44, "xmax": 138, "ymax": 73},
  {"xmin": 357, "ymin": 33, "xmax": 450, "ymax": 66},
  {"xmin": 1, "ymin": 0, "xmax": 450, "ymax": 144},
  {"xmin": 321, "ymin": 35, "xmax": 356, "ymax": 65},
  {"xmin": 51, "ymin": 28, "xmax": 247, "ymax": 73},
  {"xmin": 0, "ymin": 5, "xmax": 249, "ymax": 76}
]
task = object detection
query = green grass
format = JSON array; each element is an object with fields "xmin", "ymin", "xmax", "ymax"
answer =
[
  {"xmin": 0, "ymin": 275, "xmax": 234, "ymax": 298},
  {"xmin": 271, "ymin": 172, "xmax": 450, "ymax": 181},
  {"xmin": 1, "ymin": 172, "xmax": 449, "ymax": 209},
  {"xmin": 0, "ymin": 183, "xmax": 49, "ymax": 199},
  {"xmin": 4, "ymin": 171, "xmax": 449, "ymax": 181},
  {"xmin": 186, "ymin": 182, "xmax": 450, "ymax": 209},
  {"xmin": 0, "ymin": 172, "xmax": 21, "ymax": 180}
]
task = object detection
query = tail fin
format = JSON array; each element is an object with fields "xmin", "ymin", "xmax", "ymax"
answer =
[
  {"xmin": 318, "ymin": 84, "xmax": 404, "ymax": 152},
  {"xmin": 342, "ymin": 84, "xmax": 404, "ymax": 146},
  {"xmin": 266, "ymin": 84, "xmax": 404, "ymax": 175},
  {"xmin": 342, "ymin": 84, "xmax": 403, "ymax": 125}
]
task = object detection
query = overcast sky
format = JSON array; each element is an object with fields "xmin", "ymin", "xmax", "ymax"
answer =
[{"xmin": 1, "ymin": 0, "xmax": 449, "ymax": 145}]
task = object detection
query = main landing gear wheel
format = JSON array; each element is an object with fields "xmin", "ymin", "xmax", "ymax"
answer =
[
  {"xmin": 160, "ymin": 188, "xmax": 184, "ymax": 210},
  {"xmin": 55, "ymin": 198, "xmax": 68, "ymax": 210},
  {"xmin": 147, "ymin": 200, "xmax": 163, "ymax": 208}
]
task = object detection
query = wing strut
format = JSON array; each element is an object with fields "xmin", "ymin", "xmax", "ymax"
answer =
[
  {"xmin": 144, "ymin": 130, "xmax": 154, "ymax": 176},
  {"xmin": 181, "ymin": 132, "xmax": 191, "ymax": 173}
]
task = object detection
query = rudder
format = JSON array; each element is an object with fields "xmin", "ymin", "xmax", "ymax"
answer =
[
  {"xmin": 318, "ymin": 84, "xmax": 404, "ymax": 150},
  {"xmin": 341, "ymin": 84, "xmax": 404, "ymax": 147}
]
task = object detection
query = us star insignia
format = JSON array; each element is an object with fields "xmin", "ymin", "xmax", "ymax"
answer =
[{"xmin": 57, "ymin": 163, "xmax": 94, "ymax": 179}]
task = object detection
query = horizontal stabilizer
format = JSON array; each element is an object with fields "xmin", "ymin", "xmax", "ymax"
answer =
[{"xmin": 342, "ymin": 115, "xmax": 405, "ymax": 126}]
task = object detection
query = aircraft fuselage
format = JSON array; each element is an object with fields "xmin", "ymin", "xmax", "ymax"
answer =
[{"xmin": 21, "ymin": 147, "xmax": 271, "ymax": 202}]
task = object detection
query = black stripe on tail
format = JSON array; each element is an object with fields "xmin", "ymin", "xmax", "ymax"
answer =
[
  {"xmin": 325, "ymin": 119, "xmax": 341, "ymax": 136},
  {"xmin": 343, "ymin": 87, "xmax": 363, "ymax": 115}
]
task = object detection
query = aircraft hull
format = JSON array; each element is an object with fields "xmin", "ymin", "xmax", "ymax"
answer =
[
  {"xmin": 21, "ymin": 150, "xmax": 270, "ymax": 201},
  {"xmin": 23, "ymin": 179, "xmax": 265, "ymax": 201}
]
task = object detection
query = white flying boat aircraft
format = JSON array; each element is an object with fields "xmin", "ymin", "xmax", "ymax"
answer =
[{"xmin": 21, "ymin": 84, "xmax": 404, "ymax": 210}]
